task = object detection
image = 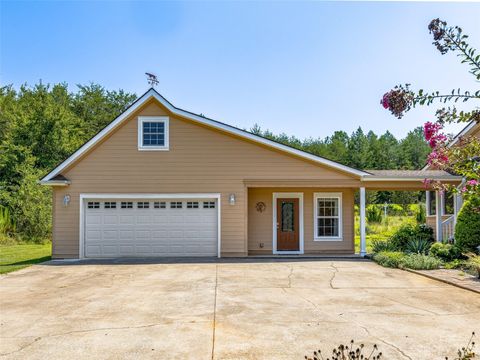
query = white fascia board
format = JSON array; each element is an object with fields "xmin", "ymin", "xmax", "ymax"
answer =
[
  {"xmin": 361, "ymin": 176, "xmax": 463, "ymax": 182},
  {"xmin": 41, "ymin": 89, "xmax": 369, "ymax": 182},
  {"xmin": 39, "ymin": 180, "xmax": 71, "ymax": 186}
]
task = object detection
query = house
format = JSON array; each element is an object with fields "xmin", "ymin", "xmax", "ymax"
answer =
[
  {"xmin": 40, "ymin": 88, "xmax": 462, "ymax": 259},
  {"xmin": 423, "ymin": 120, "xmax": 480, "ymax": 242}
]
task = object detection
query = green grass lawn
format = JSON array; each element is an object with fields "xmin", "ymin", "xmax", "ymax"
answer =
[
  {"xmin": 354, "ymin": 215, "xmax": 415, "ymax": 253},
  {"xmin": 0, "ymin": 243, "xmax": 52, "ymax": 274}
]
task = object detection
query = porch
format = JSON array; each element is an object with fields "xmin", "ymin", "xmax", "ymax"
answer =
[{"xmin": 244, "ymin": 170, "xmax": 462, "ymax": 257}]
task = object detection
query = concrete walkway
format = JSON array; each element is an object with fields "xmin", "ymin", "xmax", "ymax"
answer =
[{"xmin": 0, "ymin": 259, "xmax": 479, "ymax": 359}]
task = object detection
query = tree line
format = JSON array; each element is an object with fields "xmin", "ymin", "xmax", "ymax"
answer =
[{"xmin": 0, "ymin": 82, "xmax": 430, "ymax": 241}]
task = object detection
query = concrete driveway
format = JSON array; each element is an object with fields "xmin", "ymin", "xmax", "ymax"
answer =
[{"xmin": 0, "ymin": 259, "xmax": 479, "ymax": 359}]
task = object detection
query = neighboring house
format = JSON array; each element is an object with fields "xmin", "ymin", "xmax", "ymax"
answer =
[
  {"xmin": 423, "ymin": 120, "xmax": 480, "ymax": 242},
  {"xmin": 40, "ymin": 88, "xmax": 462, "ymax": 259}
]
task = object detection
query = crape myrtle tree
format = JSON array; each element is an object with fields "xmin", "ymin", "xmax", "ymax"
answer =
[{"xmin": 381, "ymin": 19, "xmax": 480, "ymax": 201}]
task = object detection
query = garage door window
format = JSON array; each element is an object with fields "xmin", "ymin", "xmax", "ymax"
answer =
[
  {"xmin": 104, "ymin": 202, "xmax": 116, "ymax": 209},
  {"xmin": 154, "ymin": 201, "xmax": 166, "ymax": 209},
  {"xmin": 121, "ymin": 202, "xmax": 133, "ymax": 209},
  {"xmin": 170, "ymin": 201, "xmax": 183, "ymax": 209},
  {"xmin": 187, "ymin": 201, "xmax": 199, "ymax": 209},
  {"xmin": 87, "ymin": 202, "xmax": 100, "ymax": 209},
  {"xmin": 137, "ymin": 202, "xmax": 150, "ymax": 209},
  {"xmin": 203, "ymin": 201, "xmax": 215, "ymax": 209}
]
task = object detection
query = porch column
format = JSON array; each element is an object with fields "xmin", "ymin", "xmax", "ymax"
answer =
[
  {"xmin": 435, "ymin": 190, "xmax": 442, "ymax": 242},
  {"xmin": 360, "ymin": 187, "xmax": 367, "ymax": 257},
  {"xmin": 453, "ymin": 193, "xmax": 458, "ymax": 226}
]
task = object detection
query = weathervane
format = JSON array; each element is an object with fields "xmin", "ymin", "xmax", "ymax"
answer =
[{"xmin": 145, "ymin": 72, "xmax": 159, "ymax": 87}]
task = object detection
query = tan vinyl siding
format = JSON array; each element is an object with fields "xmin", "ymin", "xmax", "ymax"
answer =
[
  {"xmin": 52, "ymin": 100, "xmax": 358, "ymax": 258},
  {"xmin": 248, "ymin": 188, "xmax": 355, "ymax": 255}
]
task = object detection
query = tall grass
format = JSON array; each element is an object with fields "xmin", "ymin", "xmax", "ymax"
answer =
[{"xmin": 0, "ymin": 206, "xmax": 16, "ymax": 236}]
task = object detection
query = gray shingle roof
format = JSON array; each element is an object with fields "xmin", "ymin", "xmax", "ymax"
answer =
[{"xmin": 364, "ymin": 170, "xmax": 458, "ymax": 179}]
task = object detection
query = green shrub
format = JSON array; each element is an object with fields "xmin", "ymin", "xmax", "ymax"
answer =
[
  {"xmin": 415, "ymin": 203, "xmax": 426, "ymax": 224},
  {"xmin": 389, "ymin": 204, "xmax": 405, "ymax": 216},
  {"xmin": 465, "ymin": 253, "xmax": 480, "ymax": 279},
  {"xmin": 372, "ymin": 251, "xmax": 405, "ymax": 268},
  {"xmin": 444, "ymin": 259, "xmax": 465, "ymax": 269},
  {"xmin": 389, "ymin": 223, "xmax": 434, "ymax": 250},
  {"xmin": 371, "ymin": 239, "xmax": 397, "ymax": 253},
  {"xmin": 366, "ymin": 205, "xmax": 382, "ymax": 223},
  {"xmin": 405, "ymin": 238, "xmax": 431, "ymax": 254},
  {"xmin": 429, "ymin": 242, "xmax": 460, "ymax": 261},
  {"xmin": 400, "ymin": 253, "xmax": 442, "ymax": 270},
  {"xmin": 0, "ymin": 206, "xmax": 16, "ymax": 236},
  {"xmin": 455, "ymin": 196, "xmax": 480, "ymax": 253}
]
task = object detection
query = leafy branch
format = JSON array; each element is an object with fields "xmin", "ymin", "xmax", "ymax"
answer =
[{"xmin": 429, "ymin": 18, "xmax": 480, "ymax": 80}]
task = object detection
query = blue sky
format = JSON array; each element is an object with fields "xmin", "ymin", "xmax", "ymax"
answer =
[{"xmin": 1, "ymin": 1, "xmax": 479, "ymax": 139}]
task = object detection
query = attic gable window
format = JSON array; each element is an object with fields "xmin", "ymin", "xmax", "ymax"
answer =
[{"xmin": 138, "ymin": 116, "xmax": 169, "ymax": 151}]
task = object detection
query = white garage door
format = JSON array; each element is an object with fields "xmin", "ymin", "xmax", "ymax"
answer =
[{"xmin": 84, "ymin": 198, "xmax": 218, "ymax": 258}]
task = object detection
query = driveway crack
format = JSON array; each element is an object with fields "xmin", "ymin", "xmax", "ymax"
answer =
[
  {"xmin": 0, "ymin": 322, "xmax": 190, "ymax": 357},
  {"xmin": 344, "ymin": 316, "xmax": 413, "ymax": 360},
  {"xmin": 329, "ymin": 262, "xmax": 338, "ymax": 289},
  {"xmin": 287, "ymin": 265, "xmax": 294, "ymax": 288}
]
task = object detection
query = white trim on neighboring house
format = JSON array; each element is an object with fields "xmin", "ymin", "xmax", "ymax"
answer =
[
  {"xmin": 422, "ymin": 120, "xmax": 477, "ymax": 170},
  {"xmin": 137, "ymin": 116, "xmax": 170, "ymax": 151},
  {"xmin": 313, "ymin": 192, "xmax": 343, "ymax": 241},
  {"xmin": 41, "ymin": 88, "xmax": 369, "ymax": 182},
  {"xmin": 78, "ymin": 193, "xmax": 222, "ymax": 259},
  {"xmin": 449, "ymin": 121, "xmax": 476, "ymax": 147},
  {"xmin": 272, "ymin": 192, "xmax": 304, "ymax": 255}
]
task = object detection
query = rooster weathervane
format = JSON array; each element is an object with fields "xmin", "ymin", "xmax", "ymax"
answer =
[{"xmin": 145, "ymin": 72, "xmax": 159, "ymax": 87}]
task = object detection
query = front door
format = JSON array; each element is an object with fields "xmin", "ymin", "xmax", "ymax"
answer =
[{"xmin": 276, "ymin": 198, "xmax": 299, "ymax": 251}]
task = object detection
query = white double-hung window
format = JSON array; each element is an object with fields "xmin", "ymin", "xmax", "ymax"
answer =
[
  {"xmin": 138, "ymin": 116, "xmax": 169, "ymax": 150},
  {"xmin": 314, "ymin": 192, "xmax": 342, "ymax": 240}
]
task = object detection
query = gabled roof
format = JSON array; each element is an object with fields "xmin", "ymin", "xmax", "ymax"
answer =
[{"xmin": 40, "ymin": 88, "xmax": 370, "ymax": 183}]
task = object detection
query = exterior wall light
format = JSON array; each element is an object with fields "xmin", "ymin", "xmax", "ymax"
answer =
[
  {"xmin": 229, "ymin": 194, "xmax": 236, "ymax": 205},
  {"xmin": 63, "ymin": 194, "xmax": 71, "ymax": 207}
]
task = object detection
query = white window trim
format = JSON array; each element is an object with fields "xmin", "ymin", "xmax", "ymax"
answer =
[
  {"xmin": 272, "ymin": 192, "xmax": 304, "ymax": 255},
  {"xmin": 313, "ymin": 192, "xmax": 343, "ymax": 241},
  {"xmin": 138, "ymin": 116, "xmax": 169, "ymax": 151}
]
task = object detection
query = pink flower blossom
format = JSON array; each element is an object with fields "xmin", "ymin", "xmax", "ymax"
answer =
[
  {"xmin": 423, "ymin": 178, "xmax": 432, "ymax": 188},
  {"xmin": 424, "ymin": 122, "xmax": 442, "ymax": 141},
  {"xmin": 466, "ymin": 179, "xmax": 479, "ymax": 186},
  {"xmin": 381, "ymin": 93, "xmax": 390, "ymax": 109},
  {"xmin": 427, "ymin": 150, "xmax": 448, "ymax": 167}
]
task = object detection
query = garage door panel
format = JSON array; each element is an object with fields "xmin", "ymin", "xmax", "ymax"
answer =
[
  {"xmin": 119, "ymin": 215, "xmax": 135, "ymax": 225},
  {"xmin": 86, "ymin": 215, "xmax": 102, "ymax": 225},
  {"xmin": 84, "ymin": 198, "xmax": 217, "ymax": 258},
  {"xmin": 103, "ymin": 215, "xmax": 118, "ymax": 225}
]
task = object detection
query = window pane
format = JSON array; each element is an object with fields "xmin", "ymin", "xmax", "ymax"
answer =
[
  {"xmin": 317, "ymin": 218, "xmax": 339, "ymax": 237},
  {"xmin": 428, "ymin": 192, "xmax": 436, "ymax": 215},
  {"xmin": 281, "ymin": 201, "xmax": 295, "ymax": 232},
  {"xmin": 444, "ymin": 191, "xmax": 454, "ymax": 215},
  {"xmin": 143, "ymin": 121, "xmax": 165, "ymax": 146}
]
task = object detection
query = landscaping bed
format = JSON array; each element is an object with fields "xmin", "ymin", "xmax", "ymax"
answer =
[{"xmin": 368, "ymin": 197, "xmax": 480, "ymax": 290}]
